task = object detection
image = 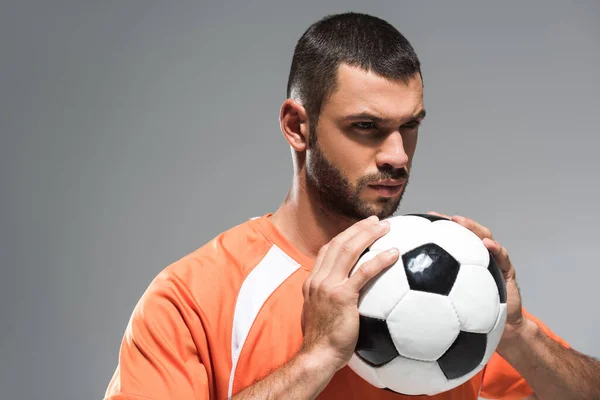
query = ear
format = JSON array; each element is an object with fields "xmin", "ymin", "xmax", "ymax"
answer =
[{"xmin": 279, "ymin": 99, "xmax": 310, "ymax": 152}]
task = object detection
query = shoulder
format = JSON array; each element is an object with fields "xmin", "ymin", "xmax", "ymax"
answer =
[
  {"xmin": 169, "ymin": 216, "xmax": 272, "ymax": 275},
  {"xmin": 147, "ymin": 216, "xmax": 277, "ymax": 306}
]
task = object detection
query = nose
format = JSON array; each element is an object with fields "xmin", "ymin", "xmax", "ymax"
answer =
[{"xmin": 375, "ymin": 132, "xmax": 409, "ymax": 171}]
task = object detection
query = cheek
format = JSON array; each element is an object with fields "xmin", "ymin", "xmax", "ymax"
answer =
[
  {"xmin": 320, "ymin": 127, "xmax": 371, "ymax": 178},
  {"xmin": 333, "ymin": 148, "xmax": 369, "ymax": 183},
  {"xmin": 347, "ymin": 157, "xmax": 373, "ymax": 184}
]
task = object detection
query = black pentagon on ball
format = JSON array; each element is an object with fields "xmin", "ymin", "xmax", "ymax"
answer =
[
  {"xmin": 437, "ymin": 331, "xmax": 487, "ymax": 380},
  {"xmin": 405, "ymin": 213, "xmax": 449, "ymax": 222},
  {"xmin": 355, "ymin": 315, "xmax": 399, "ymax": 367},
  {"xmin": 488, "ymin": 253, "xmax": 507, "ymax": 304},
  {"xmin": 401, "ymin": 243, "xmax": 460, "ymax": 295}
]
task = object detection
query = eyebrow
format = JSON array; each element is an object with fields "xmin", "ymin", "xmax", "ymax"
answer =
[{"xmin": 344, "ymin": 109, "xmax": 427, "ymax": 123}]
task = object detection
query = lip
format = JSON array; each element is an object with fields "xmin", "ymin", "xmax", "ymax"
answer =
[
  {"xmin": 370, "ymin": 180, "xmax": 405, "ymax": 186},
  {"xmin": 367, "ymin": 182, "xmax": 404, "ymax": 197}
]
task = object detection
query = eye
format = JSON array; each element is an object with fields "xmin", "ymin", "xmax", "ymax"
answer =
[
  {"xmin": 353, "ymin": 121, "xmax": 377, "ymax": 130},
  {"xmin": 402, "ymin": 120, "xmax": 421, "ymax": 129}
]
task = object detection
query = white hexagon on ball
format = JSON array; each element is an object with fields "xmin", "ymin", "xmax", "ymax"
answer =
[
  {"xmin": 429, "ymin": 220, "xmax": 489, "ymax": 267},
  {"xmin": 353, "ymin": 249, "xmax": 410, "ymax": 320},
  {"xmin": 348, "ymin": 213, "xmax": 508, "ymax": 396},
  {"xmin": 376, "ymin": 356, "xmax": 447, "ymax": 395},
  {"xmin": 448, "ymin": 264, "xmax": 500, "ymax": 333},
  {"xmin": 386, "ymin": 290, "xmax": 460, "ymax": 361},
  {"xmin": 481, "ymin": 303, "xmax": 508, "ymax": 365},
  {"xmin": 369, "ymin": 215, "xmax": 432, "ymax": 255}
]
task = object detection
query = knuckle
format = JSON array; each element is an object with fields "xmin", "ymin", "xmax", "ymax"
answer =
[
  {"xmin": 321, "ymin": 283, "xmax": 342, "ymax": 301},
  {"xmin": 339, "ymin": 243, "xmax": 353, "ymax": 255},
  {"xmin": 320, "ymin": 281, "xmax": 334, "ymax": 292},
  {"xmin": 358, "ymin": 262, "xmax": 373, "ymax": 277},
  {"xmin": 318, "ymin": 244, "xmax": 329, "ymax": 256},
  {"xmin": 374, "ymin": 255, "xmax": 391, "ymax": 269},
  {"xmin": 330, "ymin": 290, "xmax": 347, "ymax": 303},
  {"xmin": 302, "ymin": 279, "xmax": 310, "ymax": 295},
  {"xmin": 329, "ymin": 237, "xmax": 342, "ymax": 248}
]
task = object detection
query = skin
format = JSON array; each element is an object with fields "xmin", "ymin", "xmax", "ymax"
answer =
[
  {"xmin": 233, "ymin": 64, "xmax": 600, "ymax": 399},
  {"xmin": 428, "ymin": 212, "xmax": 600, "ymax": 400},
  {"xmin": 234, "ymin": 64, "xmax": 424, "ymax": 399},
  {"xmin": 271, "ymin": 63, "xmax": 425, "ymax": 261}
]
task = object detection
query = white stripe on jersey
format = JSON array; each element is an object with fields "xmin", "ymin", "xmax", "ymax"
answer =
[{"xmin": 228, "ymin": 244, "xmax": 300, "ymax": 399}]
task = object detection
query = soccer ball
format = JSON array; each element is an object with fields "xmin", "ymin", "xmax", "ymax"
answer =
[{"xmin": 348, "ymin": 213, "xmax": 507, "ymax": 395}]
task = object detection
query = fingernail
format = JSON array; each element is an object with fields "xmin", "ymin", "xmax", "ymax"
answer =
[
  {"xmin": 388, "ymin": 248, "xmax": 399, "ymax": 255},
  {"xmin": 378, "ymin": 219, "xmax": 390, "ymax": 227}
]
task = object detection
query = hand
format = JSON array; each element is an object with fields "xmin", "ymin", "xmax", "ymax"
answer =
[
  {"xmin": 428, "ymin": 212, "xmax": 526, "ymax": 348},
  {"xmin": 299, "ymin": 215, "xmax": 400, "ymax": 372}
]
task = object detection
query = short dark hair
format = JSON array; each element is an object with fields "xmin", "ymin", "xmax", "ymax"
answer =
[{"xmin": 287, "ymin": 12, "xmax": 422, "ymax": 144}]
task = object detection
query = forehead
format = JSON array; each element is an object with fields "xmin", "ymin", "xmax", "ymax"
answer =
[{"xmin": 324, "ymin": 63, "xmax": 423, "ymax": 118}]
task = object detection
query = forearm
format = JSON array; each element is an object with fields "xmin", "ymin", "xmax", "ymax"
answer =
[
  {"xmin": 498, "ymin": 318, "xmax": 600, "ymax": 400},
  {"xmin": 232, "ymin": 350, "xmax": 338, "ymax": 400}
]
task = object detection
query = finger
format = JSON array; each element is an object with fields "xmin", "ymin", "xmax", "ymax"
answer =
[
  {"xmin": 482, "ymin": 238, "xmax": 512, "ymax": 274},
  {"xmin": 428, "ymin": 211, "xmax": 451, "ymax": 219},
  {"xmin": 347, "ymin": 248, "xmax": 400, "ymax": 291},
  {"xmin": 303, "ymin": 243, "xmax": 330, "ymax": 299},
  {"xmin": 314, "ymin": 215, "xmax": 380, "ymax": 283},
  {"xmin": 451, "ymin": 215, "xmax": 494, "ymax": 240},
  {"xmin": 328, "ymin": 218, "xmax": 392, "ymax": 280}
]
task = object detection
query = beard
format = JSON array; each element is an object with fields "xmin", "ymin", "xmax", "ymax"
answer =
[{"xmin": 305, "ymin": 129, "xmax": 409, "ymax": 221}]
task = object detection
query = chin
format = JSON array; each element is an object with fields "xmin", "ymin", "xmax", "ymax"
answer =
[
  {"xmin": 376, "ymin": 198, "xmax": 403, "ymax": 218},
  {"xmin": 360, "ymin": 203, "xmax": 396, "ymax": 220}
]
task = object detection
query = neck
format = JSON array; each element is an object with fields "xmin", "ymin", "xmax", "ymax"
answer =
[{"xmin": 269, "ymin": 173, "xmax": 357, "ymax": 260}]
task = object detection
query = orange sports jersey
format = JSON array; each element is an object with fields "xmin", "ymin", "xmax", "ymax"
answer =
[{"xmin": 105, "ymin": 213, "xmax": 569, "ymax": 400}]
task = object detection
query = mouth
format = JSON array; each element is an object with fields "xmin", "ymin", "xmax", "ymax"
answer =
[{"xmin": 367, "ymin": 182, "xmax": 404, "ymax": 197}]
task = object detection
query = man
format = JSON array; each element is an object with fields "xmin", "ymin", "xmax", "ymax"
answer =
[{"xmin": 104, "ymin": 12, "xmax": 600, "ymax": 400}]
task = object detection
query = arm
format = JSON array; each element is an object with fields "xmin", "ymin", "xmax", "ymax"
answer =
[
  {"xmin": 104, "ymin": 272, "xmax": 210, "ymax": 400},
  {"xmin": 232, "ymin": 349, "xmax": 337, "ymax": 400},
  {"xmin": 429, "ymin": 212, "xmax": 600, "ymax": 400},
  {"xmin": 234, "ymin": 216, "xmax": 398, "ymax": 399},
  {"xmin": 497, "ymin": 318, "xmax": 600, "ymax": 400},
  {"xmin": 107, "ymin": 216, "xmax": 395, "ymax": 400}
]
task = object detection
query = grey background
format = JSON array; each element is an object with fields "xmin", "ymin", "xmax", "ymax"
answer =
[{"xmin": 1, "ymin": 1, "xmax": 598, "ymax": 399}]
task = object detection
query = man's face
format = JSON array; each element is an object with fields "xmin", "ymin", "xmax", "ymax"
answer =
[{"xmin": 305, "ymin": 64, "xmax": 425, "ymax": 220}]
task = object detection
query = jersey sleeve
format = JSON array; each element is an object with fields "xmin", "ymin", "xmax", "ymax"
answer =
[
  {"xmin": 479, "ymin": 307, "xmax": 570, "ymax": 399},
  {"xmin": 104, "ymin": 271, "xmax": 210, "ymax": 400}
]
